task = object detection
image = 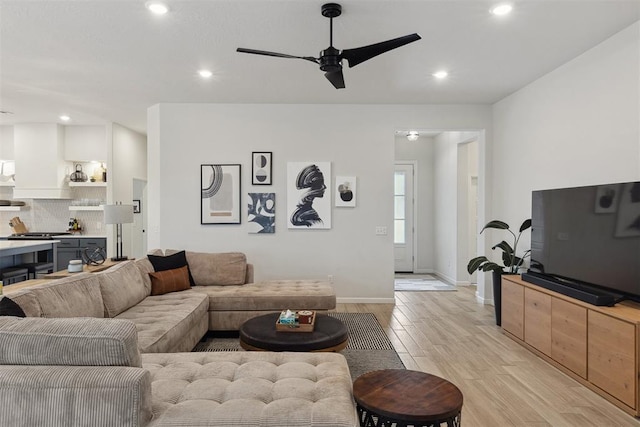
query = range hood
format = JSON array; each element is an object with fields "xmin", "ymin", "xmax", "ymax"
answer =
[{"xmin": 13, "ymin": 124, "xmax": 72, "ymax": 199}]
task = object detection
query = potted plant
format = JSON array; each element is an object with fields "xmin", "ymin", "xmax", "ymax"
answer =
[{"xmin": 467, "ymin": 219, "xmax": 531, "ymax": 326}]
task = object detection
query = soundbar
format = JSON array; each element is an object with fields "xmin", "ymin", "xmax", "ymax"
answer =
[{"xmin": 521, "ymin": 272, "xmax": 623, "ymax": 306}]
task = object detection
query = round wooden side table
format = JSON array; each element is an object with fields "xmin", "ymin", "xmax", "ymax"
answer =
[{"xmin": 353, "ymin": 369, "xmax": 463, "ymax": 427}]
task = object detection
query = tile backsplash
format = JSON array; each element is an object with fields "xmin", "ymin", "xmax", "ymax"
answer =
[{"xmin": 0, "ymin": 187, "xmax": 106, "ymax": 236}]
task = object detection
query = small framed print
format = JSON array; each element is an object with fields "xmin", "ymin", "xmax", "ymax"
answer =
[
  {"xmin": 252, "ymin": 152, "xmax": 272, "ymax": 185},
  {"xmin": 201, "ymin": 164, "xmax": 241, "ymax": 224},
  {"xmin": 133, "ymin": 199, "xmax": 141, "ymax": 214}
]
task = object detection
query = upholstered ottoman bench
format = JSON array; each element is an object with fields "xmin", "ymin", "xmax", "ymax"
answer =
[
  {"xmin": 142, "ymin": 351, "xmax": 357, "ymax": 427},
  {"xmin": 192, "ymin": 280, "xmax": 337, "ymax": 331}
]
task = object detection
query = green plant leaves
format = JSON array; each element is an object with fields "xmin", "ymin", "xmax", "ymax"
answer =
[
  {"xmin": 519, "ymin": 219, "xmax": 532, "ymax": 233},
  {"xmin": 480, "ymin": 220, "xmax": 509, "ymax": 233}
]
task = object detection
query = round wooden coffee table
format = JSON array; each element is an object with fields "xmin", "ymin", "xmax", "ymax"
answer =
[
  {"xmin": 239, "ymin": 312, "xmax": 348, "ymax": 352},
  {"xmin": 353, "ymin": 369, "xmax": 463, "ymax": 427}
]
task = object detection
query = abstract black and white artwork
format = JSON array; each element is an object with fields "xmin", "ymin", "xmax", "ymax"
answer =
[
  {"xmin": 252, "ymin": 152, "xmax": 272, "ymax": 185},
  {"xmin": 615, "ymin": 182, "xmax": 640, "ymax": 237},
  {"xmin": 594, "ymin": 184, "xmax": 620, "ymax": 214},
  {"xmin": 201, "ymin": 164, "xmax": 241, "ymax": 224},
  {"xmin": 287, "ymin": 162, "xmax": 331, "ymax": 229},
  {"xmin": 248, "ymin": 193, "xmax": 275, "ymax": 233},
  {"xmin": 335, "ymin": 176, "xmax": 356, "ymax": 208}
]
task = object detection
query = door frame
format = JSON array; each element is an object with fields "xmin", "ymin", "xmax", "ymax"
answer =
[{"xmin": 394, "ymin": 160, "xmax": 418, "ymax": 273}]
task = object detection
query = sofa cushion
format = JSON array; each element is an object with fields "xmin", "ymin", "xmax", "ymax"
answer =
[
  {"xmin": 97, "ymin": 260, "xmax": 149, "ymax": 318},
  {"xmin": 0, "ymin": 316, "xmax": 142, "ymax": 367},
  {"xmin": 179, "ymin": 250, "xmax": 247, "ymax": 286},
  {"xmin": 141, "ymin": 351, "xmax": 357, "ymax": 427},
  {"xmin": 0, "ymin": 366, "xmax": 152, "ymax": 427},
  {"xmin": 134, "ymin": 258, "xmax": 154, "ymax": 295},
  {"xmin": 0, "ymin": 296, "xmax": 25, "ymax": 317},
  {"xmin": 28, "ymin": 273, "xmax": 105, "ymax": 318},
  {"xmin": 0, "ymin": 289, "xmax": 41, "ymax": 317},
  {"xmin": 115, "ymin": 290, "xmax": 208, "ymax": 353},
  {"xmin": 150, "ymin": 266, "xmax": 191, "ymax": 296},
  {"xmin": 148, "ymin": 250, "xmax": 195, "ymax": 285},
  {"xmin": 193, "ymin": 280, "xmax": 336, "ymax": 311}
]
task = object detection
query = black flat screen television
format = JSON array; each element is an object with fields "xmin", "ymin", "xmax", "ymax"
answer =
[{"xmin": 524, "ymin": 181, "xmax": 640, "ymax": 306}]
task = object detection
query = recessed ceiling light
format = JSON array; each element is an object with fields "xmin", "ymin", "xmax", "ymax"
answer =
[
  {"xmin": 490, "ymin": 3, "xmax": 513, "ymax": 16},
  {"xmin": 146, "ymin": 1, "xmax": 169, "ymax": 15},
  {"xmin": 59, "ymin": 115, "xmax": 71, "ymax": 121},
  {"xmin": 407, "ymin": 131, "xmax": 419, "ymax": 141},
  {"xmin": 432, "ymin": 71, "xmax": 448, "ymax": 79},
  {"xmin": 198, "ymin": 69, "xmax": 213, "ymax": 78}
]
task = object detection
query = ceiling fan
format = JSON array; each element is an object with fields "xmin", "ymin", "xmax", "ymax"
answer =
[{"xmin": 237, "ymin": 3, "xmax": 421, "ymax": 89}]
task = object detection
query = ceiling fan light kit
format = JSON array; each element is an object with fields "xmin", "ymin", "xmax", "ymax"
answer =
[{"xmin": 237, "ymin": 3, "xmax": 421, "ymax": 89}]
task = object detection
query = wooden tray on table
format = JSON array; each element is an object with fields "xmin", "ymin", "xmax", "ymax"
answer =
[{"xmin": 275, "ymin": 311, "xmax": 316, "ymax": 332}]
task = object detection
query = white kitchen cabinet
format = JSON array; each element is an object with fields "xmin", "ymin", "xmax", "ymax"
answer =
[
  {"xmin": 64, "ymin": 125, "xmax": 107, "ymax": 162},
  {"xmin": 0, "ymin": 125, "xmax": 15, "ymax": 160}
]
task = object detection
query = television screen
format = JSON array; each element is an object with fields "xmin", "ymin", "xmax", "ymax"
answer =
[{"xmin": 529, "ymin": 181, "xmax": 640, "ymax": 300}]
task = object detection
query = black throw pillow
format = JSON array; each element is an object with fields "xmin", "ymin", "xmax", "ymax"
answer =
[
  {"xmin": 0, "ymin": 296, "xmax": 26, "ymax": 317},
  {"xmin": 147, "ymin": 250, "xmax": 195, "ymax": 286}
]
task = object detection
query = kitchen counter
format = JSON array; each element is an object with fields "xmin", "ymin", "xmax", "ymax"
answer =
[{"xmin": 0, "ymin": 240, "xmax": 59, "ymax": 270}]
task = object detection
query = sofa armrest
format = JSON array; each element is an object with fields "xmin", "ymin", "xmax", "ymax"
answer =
[
  {"xmin": 0, "ymin": 365, "xmax": 152, "ymax": 427},
  {"xmin": 245, "ymin": 263, "xmax": 254, "ymax": 283}
]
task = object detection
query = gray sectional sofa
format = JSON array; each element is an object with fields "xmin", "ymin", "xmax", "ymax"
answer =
[{"xmin": 0, "ymin": 251, "xmax": 355, "ymax": 427}]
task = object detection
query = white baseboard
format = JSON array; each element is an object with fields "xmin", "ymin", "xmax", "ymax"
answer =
[
  {"xmin": 337, "ymin": 297, "xmax": 396, "ymax": 304},
  {"xmin": 476, "ymin": 290, "xmax": 494, "ymax": 306}
]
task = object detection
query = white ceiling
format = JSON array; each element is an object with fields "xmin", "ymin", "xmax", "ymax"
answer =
[{"xmin": 1, "ymin": 0, "xmax": 639, "ymax": 134}]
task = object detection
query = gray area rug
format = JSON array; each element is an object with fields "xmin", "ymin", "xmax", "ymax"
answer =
[
  {"xmin": 394, "ymin": 274, "xmax": 457, "ymax": 291},
  {"xmin": 193, "ymin": 312, "xmax": 405, "ymax": 380}
]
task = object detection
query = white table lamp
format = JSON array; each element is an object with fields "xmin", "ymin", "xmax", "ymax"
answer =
[{"xmin": 104, "ymin": 203, "xmax": 134, "ymax": 261}]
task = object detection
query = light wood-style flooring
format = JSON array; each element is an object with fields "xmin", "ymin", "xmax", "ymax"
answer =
[{"xmin": 335, "ymin": 286, "xmax": 640, "ymax": 427}]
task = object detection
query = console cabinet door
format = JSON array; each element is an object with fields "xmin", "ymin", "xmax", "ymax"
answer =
[
  {"xmin": 588, "ymin": 311, "xmax": 636, "ymax": 409},
  {"xmin": 502, "ymin": 279, "xmax": 524, "ymax": 340},
  {"xmin": 524, "ymin": 288, "xmax": 552, "ymax": 356},
  {"xmin": 551, "ymin": 298, "xmax": 587, "ymax": 378}
]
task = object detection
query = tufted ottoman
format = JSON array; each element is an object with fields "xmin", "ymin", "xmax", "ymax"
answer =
[
  {"xmin": 192, "ymin": 280, "xmax": 337, "ymax": 331},
  {"xmin": 142, "ymin": 351, "xmax": 357, "ymax": 427}
]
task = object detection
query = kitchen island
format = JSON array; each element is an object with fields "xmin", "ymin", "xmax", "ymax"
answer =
[{"xmin": 0, "ymin": 240, "xmax": 58, "ymax": 271}]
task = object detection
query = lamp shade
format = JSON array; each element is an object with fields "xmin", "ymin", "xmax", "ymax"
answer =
[{"xmin": 104, "ymin": 204, "xmax": 134, "ymax": 224}]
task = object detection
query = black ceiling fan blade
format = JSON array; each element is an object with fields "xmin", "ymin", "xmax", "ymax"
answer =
[
  {"xmin": 237, "ymin": 48, "xmax": 318, "ymax": 64},
  {"xmin": 325, "ymin": 70, "xmax": 345, "ymax": 89},
  {"xmin": 341, "ymin": 33, "xmax": 421, "ymax": 68}
]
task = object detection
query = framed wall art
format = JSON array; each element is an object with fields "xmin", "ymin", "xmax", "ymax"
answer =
[
  {"xmin": 248, "ymin": 192, "xmax": 275, "ymax": 233},
  {"xmin": 287, "ymin": 161, "xmax": 331, "ymax": 229},
  {"xmin": 614, "ymin": 182, "xmax": 640, "ymax": 237},
  {"xmin": 335, "ymin": 176, "xmax": 356, "ymax": 207},
  {"xmin": 133, "ymin": 199, "xmax": 141, "ymax": 214},
  {"xmin": 594, "ymin": 184, "xmax": 620, "ymax": 214},
  {"xmin": 201, "ymin": 164, "xmax": 241, "ymax": 224},
  {"xmin": 252, "ymin": 152, "xmax": 272, "ymax": 185}
]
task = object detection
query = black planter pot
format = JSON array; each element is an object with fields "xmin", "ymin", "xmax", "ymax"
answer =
[{"xmin": 492, "ymin": 270, "xmax": 504, "ymax": 326}]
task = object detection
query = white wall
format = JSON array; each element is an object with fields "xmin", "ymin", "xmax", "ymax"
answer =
[
  {"xmin": 107, "ymin": 123, "xmax": 147, "ymax": 259},
  {"xmin": 492, "ymin": 21, "xmax": 640, "ymax": 265},
  {"xmin": 394, "ymin": 135, "xmax": 435, "ymax": 273},
  {"xmin": 148, "ymin": 104, "xmax": 491, "ymax": 302},
  {"xmin": 433, "ymin": 131, "xmax": 480, "ymax": 285}
]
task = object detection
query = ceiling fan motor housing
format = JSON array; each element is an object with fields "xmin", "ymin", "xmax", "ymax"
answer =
[{"xmin": 319, "ymin": 47, "xmax": 342, "ymax": 72}]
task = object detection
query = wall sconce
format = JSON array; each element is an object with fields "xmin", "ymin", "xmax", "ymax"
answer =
[
  {"xmin": 407, "ymin": 131, "xmax": 419, "ymax": 141},
  {"xmin": 104, "ymin": 203, "xmax": 134, "ymax": 261}
]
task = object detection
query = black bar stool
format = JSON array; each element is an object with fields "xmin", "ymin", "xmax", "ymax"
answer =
[
  {"xmin": 0, "ymin": 267, "xmax": 29, "ymax": 284},
  {"xmin": 17, "ymin": 262, "xmax": 55, "ymax": 279}
]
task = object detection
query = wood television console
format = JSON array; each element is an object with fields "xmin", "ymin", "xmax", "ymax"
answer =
[{"xmin": 502, "ymin": 275, "xmax": 640, "ymax": 416}]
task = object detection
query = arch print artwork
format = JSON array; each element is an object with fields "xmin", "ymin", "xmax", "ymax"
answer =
[
  {"xmin": 252, "ymin": 152, "xmax": 272, "ymax": 185},
  {"xmin": 287, "ymin": 162, "xmax": 331, "ymax": 229},
  {"xmin": 201, "ymin": 164, "xmax": 241, "ymax": 224}
]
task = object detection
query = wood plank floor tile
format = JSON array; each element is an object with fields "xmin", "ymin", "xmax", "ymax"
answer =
[{"xmin": 335, "ymin": 285, "xmax": 640, "ymax": 426}]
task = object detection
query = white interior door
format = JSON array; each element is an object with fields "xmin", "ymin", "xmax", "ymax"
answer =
[
  {"xmin": 394, "ymin": 163, "xmax": 414, "ymax": 272},
  {"xmin": 132, "ymin": 178, "xmax": 147, "ymax": 259}
]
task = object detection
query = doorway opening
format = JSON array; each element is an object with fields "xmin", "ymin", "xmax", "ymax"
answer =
[{"xmin": 393, "ymin": 130, "xmax": 483, "ymax": 295}]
